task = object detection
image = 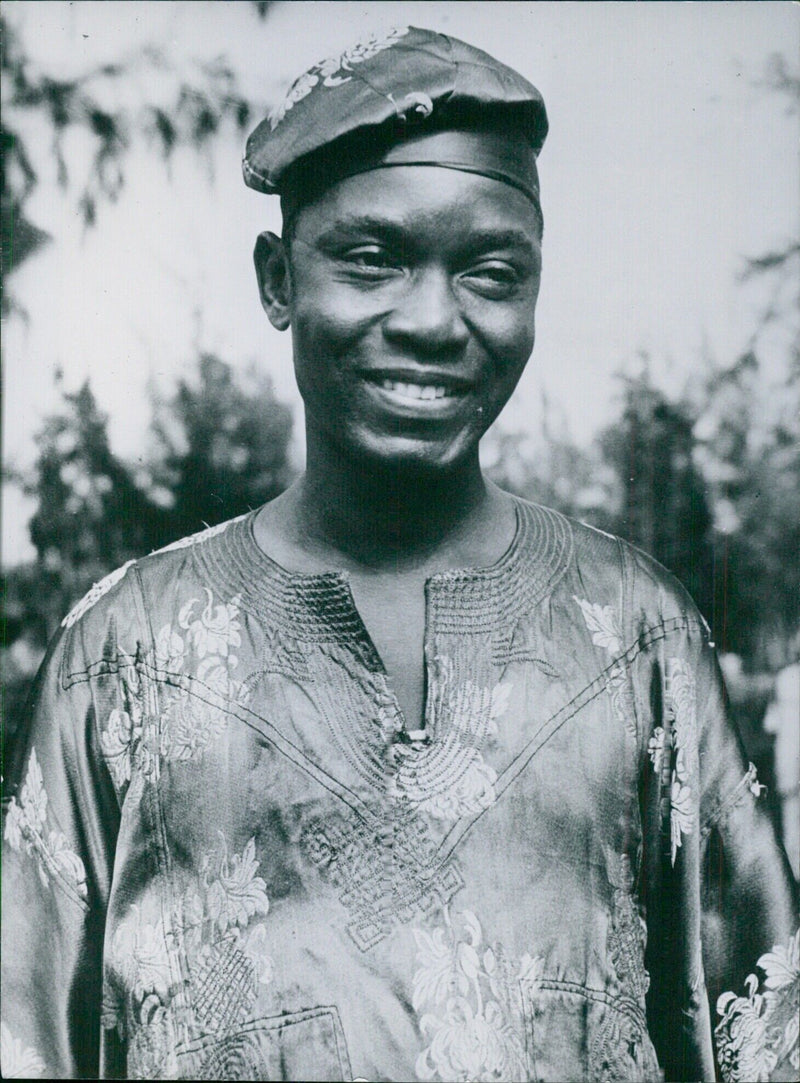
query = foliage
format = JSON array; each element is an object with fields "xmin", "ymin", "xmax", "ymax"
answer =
[
  {"xmin": 695, "ymin": 353, "xmax": 800, "ymax": 666},
  {"xmin": 598, "ymin": 371, "xmax": 714, "ymax": 621},
  {"xmin": 5, "ymin": 354, "xmax": 294, "ymax": 650},
  {"xmin": 149, "ymin": 353, "xmax": 294, "ymax": 538},
  {"xmin": 0, "ymin": 3, "xmax": 272, "ymax": 309},
  {"xmin": 2, "ymin": 352, "xmax": 293, "ymax": 751}
]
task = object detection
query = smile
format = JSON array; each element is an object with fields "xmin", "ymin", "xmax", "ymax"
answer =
[
  {"xmin": 379, "ymin": 380, "xmax": 451, "ymax": 401},
  {"xmin": 357, "ymin": 370, "xmax": 475, "ymax": 414}
]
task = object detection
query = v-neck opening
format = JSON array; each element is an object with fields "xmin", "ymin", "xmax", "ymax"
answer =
[
  {"xmin": 239, "ymin": 501, "xmax": 526, "ymax": 736},
  {"xmin": 189, "ymin": 496, "xmax": 575, "ymax": 795}
]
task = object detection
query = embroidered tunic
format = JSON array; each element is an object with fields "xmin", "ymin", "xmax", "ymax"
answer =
[{"xmin": 2, "ymin": 500, "xmax": 797, "ymax": 1081}]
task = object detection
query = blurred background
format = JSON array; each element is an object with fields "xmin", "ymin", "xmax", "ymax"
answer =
[{"xmin": 2, "ymin": 1, "xmax": 798, "ymax": 874}]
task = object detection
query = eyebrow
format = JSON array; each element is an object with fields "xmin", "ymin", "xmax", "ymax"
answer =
[
  {"xmin": 313, "ymin": 217, "xmax": 411, "ymax": 248},
  {"xmin": 459, "ymin": 228, "xmax": 536, "ymax": 253},
  {"xmin": 313, "ymin": 218, "xmax": 536, "ymax": 253}
]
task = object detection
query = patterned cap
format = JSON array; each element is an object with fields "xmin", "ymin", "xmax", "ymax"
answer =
[{"xmin": 242, "ymin": 26, "xmax": 548, "ymax": 202}]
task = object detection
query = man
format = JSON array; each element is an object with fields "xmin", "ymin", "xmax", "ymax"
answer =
[{"xmin": 2, "ymin": 26, "xmax": 797, "ymax": 1082}]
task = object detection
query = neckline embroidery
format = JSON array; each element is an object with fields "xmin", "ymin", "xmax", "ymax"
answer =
[
  {"xmin": 190, "ymin": 499, "xmax": 573, "ymax": 803},
  {"xmin": 195, "ymin": 497, "xmax": 573, "ymax": 645}
]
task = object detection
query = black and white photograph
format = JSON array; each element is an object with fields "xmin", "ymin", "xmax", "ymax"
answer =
[{"xmin": 2, "ymin": 3, "xmax": 798, "ymax": 1080}]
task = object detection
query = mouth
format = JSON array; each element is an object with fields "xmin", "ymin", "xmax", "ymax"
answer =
[
  {"xmin": 358, "ymin": 370, "xmax": 475, "ymax": 409},
  {"xmin": 377, "ymin": 379, "xmax": 451, "ymax": 402}
]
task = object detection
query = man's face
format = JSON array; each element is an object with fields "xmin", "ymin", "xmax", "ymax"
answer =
[{"xmin": 275, "ymin": 165, "xmax": 542, "ymax": 473}]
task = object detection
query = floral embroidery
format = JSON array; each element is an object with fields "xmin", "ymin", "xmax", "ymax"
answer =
[
  {"xmin": 104, "ymin": 836, "xmax": 272, "ymax": 1077},
  {"xmin": 4, "ymin": 749, "xmax": 88, "ymax": 903},
  {"xmin": 179, "ymin": 589, "xmax": 242, "ymax": 661},
  {"xmin": 390, "ymin": 662, "xmax": 510, "ymax": 821},
  {"xmin": 715, "ymin": 929, "xmax": 800, "ymax": 1082},
  {"xmin": 62, "ymin": 560, "xmax": 135, "ymax": 628},
  {"xmin": 204, "ymin": 837, "xmax": 270, "ymax": 932},
  {"xmin": 99, "ymin": 652, "xmax": 161, "ymax": 791},
  {"xmin": 647, "ymin": 726, "xmax": 665, "ymax": 773},
  {"xmin": 160, "ymin": 589, "xmax": 243, "ymax": 762},
  {"xmin": 0, "ymin": 1022, "xmax": 46, "ymax": 1078},
  {"xmin": 608, "ymin": 889, "xmax": 650, "ymax": 1002},
  {"xmin": 669, "ymin": 777, "xmax": 694, "ymax": 863},
  {"xmin": 268, "ymin": 27, "xmax": 411, "ymax": 129},
  {"xmin": 574, "ymin": 596, "xmax": 635, "ymax": 736},
  {"xmin": 666, "ymin": 657, "xmax": 698, "ymax": 865},
  {"xmin": 573, "ymin": 596, "xmax": 622, "ymax": 655},
  {"xmin": 588, "ymin": 1009, "xmax": 660, "ymax": 1083},
  {"xmin": 412, "ymin": 907, "xmax": 538, "ymax": 1082},
  {"xmin": 100, "ymin": 590, "xmax": 245, "ymax": 789},
  {"xmin": 110, "ymin": 905, "xmax": 173, "ymax": 1003}
]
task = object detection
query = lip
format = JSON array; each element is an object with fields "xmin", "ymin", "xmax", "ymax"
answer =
[
  {"xmin": 358, "ymin": 368, "xmax": 476, "ymax": 389},
  {"xmin": 357, "ymin": 372, "xmax": 478, "ymax": 418}
]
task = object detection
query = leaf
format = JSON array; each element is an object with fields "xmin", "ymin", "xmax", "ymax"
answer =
[
  {"xmin": 758, "ymin": 930, "xmax": 800, "ymax": 991},
  {"xmin": 20, "ymin": 748, "xmax": 47, "ymax": 829},
  {"xmin": 457, "ymin": 942, "xmax": 481, "ymax": 984},
  {"xmin": 573, "ymin": 596, "xmax": 622, "ymax": 655},
  {"xmin": 462, "ymin": 909, "xmax": 482, "ymax": 948}
]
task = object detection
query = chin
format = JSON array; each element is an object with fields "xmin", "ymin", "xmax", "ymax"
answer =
[{"xmin": 348, "ymin": 431, "xmax": 481, "ymax": 479}]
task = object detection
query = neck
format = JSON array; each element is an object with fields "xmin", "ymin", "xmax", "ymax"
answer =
[{"xmin": 293, "ymin": 431, "xmax": 491, "ymax": 571}]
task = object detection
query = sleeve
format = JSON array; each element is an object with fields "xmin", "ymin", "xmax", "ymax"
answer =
[
  {"xmin": 1, "ymin": 615, "xmax": 121, "ymax": 1079},
  {"xmin": 697, "ymin": 644, "xmax": 799, "ymax": 1083},
  {"xmin": 626, "ymin": 547, "xmax": 798, "ymax": 1082}
]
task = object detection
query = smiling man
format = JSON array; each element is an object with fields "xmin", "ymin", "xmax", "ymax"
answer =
[{"xmin": 2, "ymin": 26, "xmax": 797, "ymax": 1083}]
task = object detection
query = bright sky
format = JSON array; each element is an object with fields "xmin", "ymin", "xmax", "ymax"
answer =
[{"xmin": 3, "ymin": 1, "xmax": 798, "ymax": 564}]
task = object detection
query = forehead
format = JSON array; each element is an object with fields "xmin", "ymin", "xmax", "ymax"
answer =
[{"xmin": 291, "ymin": 165, "xmax": 541, "ymax": 247}]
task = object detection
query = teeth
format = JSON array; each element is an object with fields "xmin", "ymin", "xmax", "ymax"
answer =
[{"xmin": 379, "ymin": 380, "xmax": 450, "ymax": 400}]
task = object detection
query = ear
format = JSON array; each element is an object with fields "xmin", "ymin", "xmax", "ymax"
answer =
[{"xmin": 254, "ymin": 231, "xmax": 292, "ymax": 331}]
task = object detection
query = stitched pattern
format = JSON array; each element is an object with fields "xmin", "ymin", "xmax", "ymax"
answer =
[
  {"xmin": 300, "ymin": 806, "xmax": 464, "ymax": 951},
  {"xmin": 609, "ymin": 888, "xmax": 650, "ymax": 1002},
  {"xmin": 604, "ymin": 850, "xmax": 650, "ymax": 1006},
  {"xmin": 589, "ymin": 1008, "xmax": 661, "ymax": 1082},
  {"xmin": 389, "ymin": 661, "xmax": 510, "ymax": 820},
  {"xmin": 194, "ymin": 502, "xmax": 574, "ymax": 644},
  {"xmin": 174, "ymin": 1007, "xmax": 352, "ymax": 1082},
  {"xmin": 103, "ymin": 837, "xmax": 273, "ymax": 1079}
]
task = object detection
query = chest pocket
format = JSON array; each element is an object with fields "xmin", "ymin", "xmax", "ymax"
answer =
[
  {"xmin": 521, "ymin": 981, "xmax": 663, "ymax": 1083},
  {"xmin": 174, "ymin": 1006, "xmax": 351, "ymax": 1081}
]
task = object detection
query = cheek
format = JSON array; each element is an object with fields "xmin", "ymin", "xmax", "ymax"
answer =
[
  {"xmin": 476, "ymin": 305, "xmax": 537, "ymax": 377},
  {"xmin": 290, "ymin": 274, "xmax": 383, "ymax": 358}
]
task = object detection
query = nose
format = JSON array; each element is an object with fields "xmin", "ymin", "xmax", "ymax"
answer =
[{"xmin": 383, "ymin": 265, "xmax": 469, "ymax": 355}]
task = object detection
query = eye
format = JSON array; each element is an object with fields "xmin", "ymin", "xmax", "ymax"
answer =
[
  {"xmin": 460, "ymin": 260, "xmax": 522, "ymax": 298},
  {"xmin": 341, "ymin": 246, "xmax": 402, "ymax": 275}
]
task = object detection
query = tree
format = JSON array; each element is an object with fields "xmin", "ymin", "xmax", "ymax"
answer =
[
  {"xmin": 693, "ymin": 351, "xmax": 800, "ymax": 667},
  {"xmin": 598, "ymin": 371, "xmax": 715, "ymax": 621},
  {"xmin": 150, "ymin": 353, "xmax": 294, "ymax": 537},
  {"xmin": 1, "ymin": 3, "xmax": 274, "ymax": 310},
  {"xmin": 21, "ymin": 354, "xmax": 293, "ymax": 636}
]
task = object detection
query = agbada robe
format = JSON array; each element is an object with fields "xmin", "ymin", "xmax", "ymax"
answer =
[{"xmin": 2, "ymin": 24, "xmax": 798, "ymax": 1083}]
